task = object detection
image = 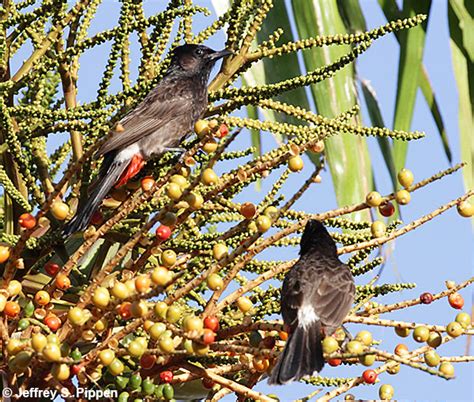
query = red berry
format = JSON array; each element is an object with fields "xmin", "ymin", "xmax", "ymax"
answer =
[
  {"xmin": 159, "ymin": 370, "xmax": 173, "ymax": 383},
  {"xmin": 328, "ymin": 358, "xmax": 342, "ymax": 367},
  {"xmin": 18, "ymin": 213, "xmax": 36, "ymax": 229},
  {"xmin": 262, "ymin": 336, "xmax": 276, "ymax": 349},
  {"xmin": 140, "ymin": 354, "xmax": 156, "ymax": 369},
  {"xmin": 71, "ymin": 365, "xmax": 82, "ymax": 375},
  {"xmin": 448, "ymin": 293, "xmax": 464, "ymax": 309},
  {"xmin": 420, "ymin": 292, "xmax": 434, "ymax": 304},
  {"xmin": 217, "ymin": 123, "xmax": 229, "ymax": 138},
  {"xmin": 90, "ymin": 211, "xmax": 103, "ymax": 225},
  {"xmin": 45, "ymin": 315, "xmax": 62, "ymax": 331},
  {"xmin": 362, "ymin": 369, "xmax": 377, "ymax": 384},
  {"xmin": 203, "ymin": 316, "xmax": 219, "ymax": 332},
  {"xmin": 202, "ymin": 329, "xmax": 216, "ymax": 345},
  {"xmin": 379, "ymin": 201, "xmax": 395, "ymax": 217},
  {"xmin": 45, "ymin": 262, "xmax": 60, "ymax": 276},
  {"xmin": 156, "ymin": 225, "xmax": 172, "ymax": 241}
]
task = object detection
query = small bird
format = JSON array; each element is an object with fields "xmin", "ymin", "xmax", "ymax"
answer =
[
  {"xmin": 268, "ymin": 219, "xmax": 355, "ymax": 385},
  {"xmin": 63, "ymin": 44, "xmax": 231, "ymax": 236}
]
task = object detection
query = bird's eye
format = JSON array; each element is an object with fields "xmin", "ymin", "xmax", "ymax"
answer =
[{"xmin": 195, "ymin": 48, "xmax": 204, "ymax": 56}]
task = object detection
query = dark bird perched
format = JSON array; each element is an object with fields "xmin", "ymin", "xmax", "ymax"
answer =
[
  {"xmin": 63, "ymin": 44, "xmax": 231, "ymax": 236},
  {"xmin": 268, "ymin": 219, "xmax": 355, "ymax": 385}
]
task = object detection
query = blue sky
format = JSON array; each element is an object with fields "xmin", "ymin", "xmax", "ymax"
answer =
[{"xmin": 8, "ymin": 0, "xmax": 473, "ymax": 401}]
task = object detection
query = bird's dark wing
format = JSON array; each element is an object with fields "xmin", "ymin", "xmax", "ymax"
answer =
[
  {"xmin": 281, "ymin": 252, "xmax": 355, "ymax": 334},
  {"xmin": 97, "ymin": 83, "xmax": 194, "ymax": 156}
]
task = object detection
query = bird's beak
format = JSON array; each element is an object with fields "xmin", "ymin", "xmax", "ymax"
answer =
[{"xmin": 209, "ymin": 49, "xmax": 233, "ymax": 60}]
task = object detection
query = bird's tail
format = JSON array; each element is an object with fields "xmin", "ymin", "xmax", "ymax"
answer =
[
  {"xmin": 62, "ymin": 154, "xmax": 128, "ymax": 236},
  {"xmin": 268, "ymin": 320, "xmax": 324, "ymax": 385}
]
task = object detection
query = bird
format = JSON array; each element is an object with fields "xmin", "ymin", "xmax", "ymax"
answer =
[
  {"xmin": 63, "ymin": 44, "xmax": 231, "ymax": 236},
  {"xmin": 268, "ymin": 219, "xmax": 355, "ymax": 385}
]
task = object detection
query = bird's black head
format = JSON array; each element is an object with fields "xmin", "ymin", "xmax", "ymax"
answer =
[
  {"xmin": 169, "ymin": 44, "xmax": 232, "ymax": 77},
  {"xmin": 299, "ymin": 219, "xmax": 337, "ymax": 257}
]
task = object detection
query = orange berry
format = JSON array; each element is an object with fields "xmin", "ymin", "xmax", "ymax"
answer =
[
  {"xmin": 55, "ymin": 273, "xmax": 71, "ymax": 290},
  {"xmin": 135, "ymin": 275, "xmax": 151, "ymax": 293},
  {"xmin": 34, "ymin": 290, "xmax": 51, "ymax": 306},
  {"xmin": 4, "ymin": 301, "xmax": 20, "ymax": 317},
  {"xmin": 18, "ymin": 213, "xmax": 36, "ymax": 229},
  {"xmin": 448, "ymin": 293, "xmax": 464, "ymax": 309},
  {"xmin": 240, "ymin": 202, "xmax": 256, "ymax": 219},
  {"xmin": 141, "ymin": 176, "xmax": 155, "ymax": 192},
  {"xmin": 44, "ymin": 314, "xmax": 61, "ymax": 332},
  {"xmin": 0, "ymin": 245, "xmax": 11, "ymax": 263}
]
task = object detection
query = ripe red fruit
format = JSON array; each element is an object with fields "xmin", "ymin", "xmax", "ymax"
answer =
[
  {"xmin": 140, "ymin": 354, "xmax": 156, "ymax": 369},
  {"xmin": 217, "ymin": 123, "xmax": 229, "ymax": 138},
  {"xmin": 379, "ymin": 201, "xmax": 395, "ymax": 217},
  {"xmin": 202, "ymin": 377, "xmax": 215, "ymax": 389},
  {"xmin": 71, "ymin": 365, "xmax": 82, "ymax": 375},
  {"xmin": 156, "ymin": 225, "xmax": 172, "ymax": 241},
  {"xmin": 203, "ymin": 316, "xmax": 219, "ymax": 332},
  {"xmin": 117, "ymin": 302, "xmax": 132, "ymax": 320},
  {"xmin": 90, "ymin": 211, "xmax": 103, "ymax": 225},
  {"xmin": 448, "ymin": 293, "xmax": 464, "ymax": 309},
  {"xmin": 420, "ymin": 292, "xmax": 434, "ymax": 304},
  {"xmin": 262, "ymin": 336, "xmax": 276, "ymax": 349},
  {"xmin": 45, "ymin": 315, "xmax": 62, "ymax": 332},
  {"xmin": 18, "ymin": 213, "xmax": 36, "ymax": 229},
  {"xmin": 328, "ymin": 358, "xmax": 342, "ymax": 367},
  {"xmin": 45, "ymin": 262, "xmax": 60, "ymax": 276},
  {"xmin": 362, "ymin": 369, "xmax": 377, "ymax": 384},
  {"xmin": 202, "ymin": 329, "xmax": 216, "ymax": 345},
  {"xmin": 159, "ymin": 370, "xmax": 173, "ymax": 383}
]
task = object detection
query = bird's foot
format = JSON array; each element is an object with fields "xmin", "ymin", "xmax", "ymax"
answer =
[{"xmin": 164, "ymin": 147, "xmax": 186, "ymax": 154}]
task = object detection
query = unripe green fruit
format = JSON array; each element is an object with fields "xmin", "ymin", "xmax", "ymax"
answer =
[
  {"xmin": 166, "ymin": 183, "xmax": 182, "ymax": 200},
  {"xmin": 455, "ymin": 312, "xmax": 471, "ymax": 329},
  {"xmin": 322, "ymin": 337, "xmax": 339, "ymax": 354},
  {"xmin": 162, "ymin": 250, "xmax": 177, "ymax": 267},
  {"xmin": 413, "ymin": 326, "xmax": 430, "ymax": 343},
  {"xmin": 256, "ymin": 215, "xmax": 272, "ymax": 232},
  {"xmin": 166, "ymin": 305, "xmax": 181, "ymax": 323},
  {"xmin": 99, "ymin": 349, "xmax": 115, "ymax": 366},
  {"xmin": 387, "ymin": 362, "xmax": 400, "ymax": 375},
  {"xmin": 264, "ymin": 206, "xmax": 279, "ymax": 219},
  {"xmin": 355, "ymin": 330, "xmax": 373, "ymax": 346},
  {"xmin": 395, "ymin": 327, "xmax": 410, "ymax": 338},
  {"xmin": 129, "ymin": 373, "xmax": 142, "ymax": 389},
  {"xmin": 359, "ymin": 354, "xmax": 376, "ymax": 366},
  {"xmin": 149, "ymin": 323, "xmax": 167, "ymax": 340},
  {"xmin": 154, "ymin": 301, "xmax": 168, "ymax": 318},
  {"xmin": 427, "ymin": 331, "xmax": 442, "ymax": 348},
  {"xmin": 42, "ymin": 343, "xmax": 61, "ymax": 362},
  {"xmin": 207, "ymin": 273, "xmax": 224, "ymax": 290},
  {"xmin": 395, "ymin": 189, "xmax": 411, "ymax": 205},
  {"xmin": 439, "ymin": 362, "xmax": 454, "ymax": 377},
  {"xmin": 424, "ymin": 350, "xmax": 440, "ymax": 367},
  {"xmin": 128, "ymin": 340, "xmax": 145, "ymax": 357},
  {"xmin": 446, "ymin": 321, "xmax": 463, "ymax": 337},
  {"xmin": 346, "ymin": 340, "xmax": 363, "ymax": 354},
  {"xmin": 398, "ymin": 168, "xmax": 414, "ymax": 188},
  {"xmin": 32, "ymin": 333, "xmax": 48, "ymax": 353},
  {"xmin": 159, "ymin": 336, "xmax": 175, "ymax": 353},
  {"xmin": 371, "ymin": 221, "xmax": 386, "ymax": 238},
  {"xmin": 183, "ymin": 315, "xmax": 204, "ymax": 332}
]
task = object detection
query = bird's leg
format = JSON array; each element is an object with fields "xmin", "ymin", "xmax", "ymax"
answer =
[{"xmin": 339, "ymin": 325, "xmax": 353, "ymax": 349}]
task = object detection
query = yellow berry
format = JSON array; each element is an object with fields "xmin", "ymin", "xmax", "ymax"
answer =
[
  {"xmin": 92, "ymin": 287, "xmax": 110, "ymax": 308},
  {"xmin": 256, "ymin": 215, "xmax": 271, "ymax": 232},
  {"xmin": 151, "ymin": 267, "xmax": 172, "ymax": 287},
  {"xmin": 213, "ymin": 243, "xmax": 228, "ymax": 260},
  {"xmin": 236, "ymin": 296, "xmax": 252, "ymax": 313},
  {"xmin": 51, "ymin": 201, "xmax": 69, "ymax": 220},
  {"xmin": 457, "ymin": 201, "xmax": 474, "ymax": 218},
  {"xmin": 288, "ymin": 155, "xmax": 304, "ymax": 172},
  {"xmin": 395, "ymin": 189, "xmax": 411, "ymax": 205},
  {"xmin": 371, "ymin": 221, "xmax": 386, "ymax": 238},
  {"xmin": 201, "ymin": 168, "xmax": 219, "ymax": 186},
  {"xmin": 166, "ymin": 183, "xmax": 182, "ymax": 200},
  {"xmin": 366, "ymin": 191, "xmax": 383, "ymax": 207},
  {"xmin": 99, "ymin": 349, "xmax": 115, "ymax": 366},
  {"xmin": 207, "ymin": 273, "xmax": 224, "ymax": 291},
  {"xmin": 398, "ymin": 168, "xmax": 414, "ymax": 188},
  {"xmin": 195, "ymin": 120, "xmax": 210, "ymax": 137}
]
